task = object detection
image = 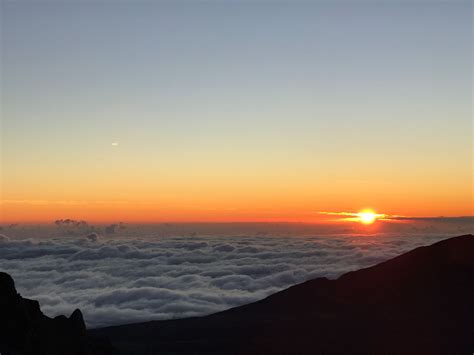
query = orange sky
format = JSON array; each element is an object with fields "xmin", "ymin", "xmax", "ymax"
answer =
[
  {"xmin": 1, "ymin": 145, "xmax": 472, "ymax": 223},
  {"xmin": 1, "ymin": 184, "xmax": 471, "ymax": 224}
]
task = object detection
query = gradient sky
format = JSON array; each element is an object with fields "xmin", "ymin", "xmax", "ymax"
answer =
[{"xmin": 1, "ymin": 1, "xmax": 472, "ymax": 223}]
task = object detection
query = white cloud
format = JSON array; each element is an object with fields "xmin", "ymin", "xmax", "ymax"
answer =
[{"xmin": 0, "ymin": 234, "xmax": 452, "ymax": 328}]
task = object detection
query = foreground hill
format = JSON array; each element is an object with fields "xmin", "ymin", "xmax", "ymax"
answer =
[{"xmin": 90, "ymin": 234, "xmax": 474, "ymax": 354}]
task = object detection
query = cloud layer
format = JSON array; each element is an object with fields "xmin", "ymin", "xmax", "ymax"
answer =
[{"xmin": 0, "ymin": 233, "xmax": 453, "ymax": 328}]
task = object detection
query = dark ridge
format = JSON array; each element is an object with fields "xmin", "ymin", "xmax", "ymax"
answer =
[
  {"xmin": 90, "ymin": 234, "xmax": 474, "ymax": 355},
  {"xmin": 0, "ymin": 272, "xmax": 117, "ymax": 355}
]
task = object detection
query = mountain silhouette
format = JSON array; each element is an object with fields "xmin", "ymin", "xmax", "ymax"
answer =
[
  {"xmin": 1, "ymin": 235, "xmax": 472, "ymax": 354},
  {"xmin": 0, "ymin": 272, "xmax": 116, "ymax": 355},
  {"xmin": 90, "ymin": 234, "xmax": 474, "ymax": 354}
]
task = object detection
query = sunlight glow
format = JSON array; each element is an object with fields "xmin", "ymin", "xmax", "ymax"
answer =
[{"xmin": 358, "ymin": 210, "xmax": 377, "ymax": 225}]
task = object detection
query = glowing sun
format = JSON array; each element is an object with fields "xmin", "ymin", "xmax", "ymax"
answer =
[{"xmin": 358, "ymin": 210, "xmax": 377, "ymax": 225}]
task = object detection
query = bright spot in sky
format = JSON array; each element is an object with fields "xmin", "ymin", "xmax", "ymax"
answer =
[
  {"xmin": 111, "ymin": 142, "xmax": 119, "ymax": 146},
  {"xmin": 358, "ymin": 210, "xmax": 377, "ymax": 225},
  {"xmin": 318, "ymin": 210, "xmax": 388, "ymax": 225}
]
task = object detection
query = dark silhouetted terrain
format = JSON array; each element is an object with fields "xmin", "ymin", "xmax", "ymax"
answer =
[
  {"xmin": 0, "ymin": 272, "xmax": 116, "ymax": 355},
  {"xmin": 2, "ymin": 235, "xmax": 472, "ymax": 354}
]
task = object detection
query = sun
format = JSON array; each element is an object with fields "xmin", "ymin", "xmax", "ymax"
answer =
[
  {"xmin": 318, "ymin": 209, "xmax": 388, "ymax": 224},
  {"xmin": 358, "ymin": 210, "xmax": 377, "ymax": 225}
]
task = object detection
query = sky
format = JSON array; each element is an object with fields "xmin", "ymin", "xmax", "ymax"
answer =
[{"xmin": 1, "ymin": 1, "xmax": 472, "ymax": 223}]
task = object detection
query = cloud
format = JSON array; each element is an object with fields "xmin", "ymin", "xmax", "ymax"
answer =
[
  {"xmin": 54, "ymin": 219, "xmax": 89, "ymax": 228},
  {"xmin": 85, "ymin": 233, "xmax": 100, "ymax": 242},
  {"xmin": 104, "ymin": 222, "xmax": 126, "ymax": 235},
  {"xmin": 0, "ymin": 234, "xmax": 457, "ymax": 328},
  {"xmin": 389, "ymin": 216, "xmax": 474, "ymax": 223},
  {"xmin": 318, "ymin": 211, "xmax": 391, "ymax": 223},
  {"xmin": 104, "ymin": 225, "xmax": 117, "ymax": 234},
  {"xmin": 319, "ymin": 213, "xmax": 474, "ymax": 226}
]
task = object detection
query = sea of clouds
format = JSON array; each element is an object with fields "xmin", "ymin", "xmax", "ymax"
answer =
[{"xmin": 0, "ymin": 233, "xmax": 456, "ymax": 328}]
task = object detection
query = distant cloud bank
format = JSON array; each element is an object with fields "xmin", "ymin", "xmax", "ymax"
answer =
[{"xmin": 0, "ymin": 233, "xmax": 458, "ymax": 328}]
